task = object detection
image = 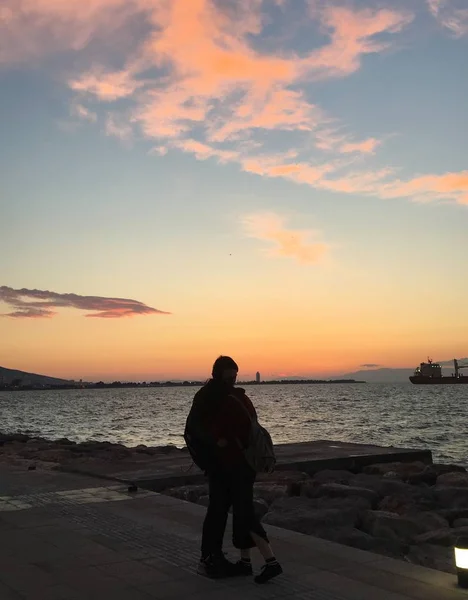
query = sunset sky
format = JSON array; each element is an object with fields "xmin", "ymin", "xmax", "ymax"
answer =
[{"xmin": 1, "ymin": 0, "xmax": 467, "ymax": 382}]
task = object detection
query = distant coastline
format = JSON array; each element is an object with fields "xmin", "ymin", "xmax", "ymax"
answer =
[{"xmin": 0, "ymin": 378, "xmax": 365, "ymax": 392}]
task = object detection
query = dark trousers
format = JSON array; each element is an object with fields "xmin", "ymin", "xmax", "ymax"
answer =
[{"xmin": 201, "ymin": 465, "xmax": 269, "ymax": 558}]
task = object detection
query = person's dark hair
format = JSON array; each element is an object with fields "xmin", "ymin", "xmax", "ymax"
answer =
[{"xmin": 211, "ymin": 355, "xmax": 238, "ymax": 380}]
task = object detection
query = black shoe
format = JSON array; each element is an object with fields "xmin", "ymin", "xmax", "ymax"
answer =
[
  {"xmin": 232, "ymin": 560, "xmax": 253, "ymax": 576},
  {"xmin": 254, "ymin": 561, "xmax": 283, "ymax": 584},
  {"xmin": 198, "ymin": 553, "xmax": 241, "ymax": 579}
]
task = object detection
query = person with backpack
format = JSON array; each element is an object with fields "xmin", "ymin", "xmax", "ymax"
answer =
[{"xmin": 184, "ymin": 356, "xmax": 282, "ymax": 584}]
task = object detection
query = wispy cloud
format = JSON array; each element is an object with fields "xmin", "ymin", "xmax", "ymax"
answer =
[
  {"xmin": 242, "ymin": 212, "xmax": 330, "ymax": 264},
  {"xmin": 428, "ymin": 0, "xmax": 468, "ymax": 37},
  {"xmin": 0, "ymin": 286, "xmax": 170, "ymax": 319},
  {"xmin": 2, "ymin": 0, "xmax": 466, "ymax": 207},
  {"xmin": 360, "ymin": 363, "xmax": 382, "ymax": 368},
  {"xmin": 70, "ymin": 102, "xmax": 97, "ymax": 123},
  {"xmin": 105, "ymin": 113, "xmax": 133, "ymax": 142}
]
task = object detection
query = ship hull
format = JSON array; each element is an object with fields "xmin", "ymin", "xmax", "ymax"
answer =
[{"xmin": 409, "ymin": 376, "xmax": 468, "ymax": 384}]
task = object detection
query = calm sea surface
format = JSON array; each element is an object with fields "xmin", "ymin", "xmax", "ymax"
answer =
[{"xmin": 1, "ymin": 383, "xmax": 467, "ymax": 465}]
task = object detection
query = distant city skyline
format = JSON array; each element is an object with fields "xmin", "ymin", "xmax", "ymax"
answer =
[{"xmin": 1, "ymin": 0, "xmax": 467, "ymax": 379}]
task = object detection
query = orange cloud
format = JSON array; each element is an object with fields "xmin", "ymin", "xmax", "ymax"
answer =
[
  {"xmin": 0, "ymin": 286, "xmax": 170, "ymax": 318},
  {"xmin": 242, "ymin": 212, "xmax": 330, "ymax": 264},
  {"xmin": 5, "ymin": 0, "xmax": 464, "ymax": 207}
]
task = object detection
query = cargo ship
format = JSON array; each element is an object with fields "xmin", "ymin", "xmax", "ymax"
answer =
[{"xmin": 409, "ymin": 358, "xmax": 468, "ymax": 384}]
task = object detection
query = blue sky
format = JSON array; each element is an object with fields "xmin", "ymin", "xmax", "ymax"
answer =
[{"xmin": 0, "ymin": 0, "xmax": 467, "ymax": 380}]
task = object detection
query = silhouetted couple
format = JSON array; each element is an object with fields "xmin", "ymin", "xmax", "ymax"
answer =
[{"xmin": 185, "ymin": 356, "xmax": 282, "ymax": 584}]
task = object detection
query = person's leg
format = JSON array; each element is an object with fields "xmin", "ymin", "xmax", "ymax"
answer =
[
  {"xmin": 200, "ymin": 471, "xmax": 230, "ymax": 561},
  {"xmin": 231, "ymin": 466, "xmax": 282, "ymax": 583}
]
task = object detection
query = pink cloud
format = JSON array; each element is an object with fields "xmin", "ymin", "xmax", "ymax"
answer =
[
  {"xmin": 242, "ymin": 212, "xmax": 330, "ymax": 264},
  {"xmin": 0, "ymin": 286, "xmax": 170, "ymax": 319},
  {"xmin": 5, "ymin": 0, "xmax": 464, "ymax": 208}
]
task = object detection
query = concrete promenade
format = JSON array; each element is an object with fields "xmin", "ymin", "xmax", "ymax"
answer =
[{"xmin": 1, "ymin": 464, "xmax": 467, "ymax": 600}]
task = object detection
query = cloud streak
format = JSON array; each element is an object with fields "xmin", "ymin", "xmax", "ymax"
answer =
[
  {"xmin": 242, "ymin": 212, "xmax": 330, "ymax": 264},
  {"xmin": 0, "ymin": 286, "xmax": 170, "ymax": 319}
]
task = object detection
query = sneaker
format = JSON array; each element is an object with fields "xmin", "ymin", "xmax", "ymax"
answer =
[
  {"xmin": 232, "ymin": 560, "xmax": 253, "ymax": 576},
  {"xmin": 254, "ymin": 561, "xmax": 283, "ymax": 584},
  {"xmin": 197, "ymin": 554, "xmax": 241, "ymax": 579}
]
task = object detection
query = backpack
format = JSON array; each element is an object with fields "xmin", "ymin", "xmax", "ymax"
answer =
[
  {"xmin": 232, "ymin": 396, "xmax": 276, "ymax": 474},
  {"xmin": 184, "ymin": 400, "xmax": 220, "ymax": 472}
]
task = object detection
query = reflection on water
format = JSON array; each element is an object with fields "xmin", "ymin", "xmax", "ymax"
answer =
[{"xmin": 1, "ymin": 383, "xmax": 467, "ymax": 465}]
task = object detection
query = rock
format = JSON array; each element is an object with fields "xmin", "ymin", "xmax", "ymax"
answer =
[
  {"xmin": 256, "ymin": 470, "xmax": 308, "ymax": 484},
  {"xmin": 164, "ymin": 484, "xmax": 209, "ymax": 503},
  {"xmin": 361, "ymin": 511, "xmax": 437, "ymax": 543},
  {"xmin": 383, "ymin": 471, "xmax": 401, "ymax": 480},
  {"xmin": 407, "ymin": 466, "xmax": 438, "ymax": 486},
  {"xmin": 287, "ymin": 481, "xmax": 302, "ymax": 497},
  {"xmin": 435, "ymin": 486, "xmax": 468, "ymax": 509},
  {"xmin": 437, "ymin": 472, "xmax": 468, "ymax": 487},
  {"xmin": 378, "ymin": 483, "xmax": 437, "ymax": 515},
  {"xmin": 432, "ymin": 463, "xmax": 466, "ymax": 476},
  {"xmin": 253, "ymin": 499, "xmax": 269, "ymax": 518},
  {"xmin": 302, "ymin": 483, "xmax": 379, "ymax": 506},
  {"xmin": 253, "ymin": 483, "xmax": 288, "ymax": 505},
  {"xmin": 263, "ymin": 496, "xmax": 366, "ymax": 535},
  {"xmin": 412, "ymin": 512, "xmax": 449, "ymax": 531},
  {"xmin": 56, "ymin": 438, "xmax": 76, "ymax": 446},
  {"xmin": 405, "ymin": 544, "xmax": 456, "ymax": 574},
  {"xmin": 454, "ymin": 518, "xmax": 468, "ymax": 528},
  {"xmin": 413, "ymin": 529, "xmax": 454, "ymax": 547},
  {"xmin": 312, "ymin": 469, "xmax": 354, "ymax": 485},
  {"xmin": 437, "ymin": 508, "xmax": 468, "ymax": 526},
  {"xmin": 363, "ymin": 461, "xmax": 427, "ymax": 481},
  {"xmin": 197, "ymin": 495, "xmax": 210, "ymax": 507}
]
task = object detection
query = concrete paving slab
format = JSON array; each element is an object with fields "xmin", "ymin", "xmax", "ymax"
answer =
[{"xmin": 1, "ymin": 463, "xmax": 466, "ymax": 600}]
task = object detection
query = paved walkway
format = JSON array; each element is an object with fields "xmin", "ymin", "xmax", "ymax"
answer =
[{"xmin": 0, "ymin": 465, "xmax": 466, "ymax": 600}]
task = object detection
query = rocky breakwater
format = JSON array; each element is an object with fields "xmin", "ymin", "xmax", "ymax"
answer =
[
  {"xmin": 163, "ymin": 461, "xmax": 468, "ymax": 574},
  {"xmin": 0, "ymin": 432, "xmax": 185, "ymax": 473}
]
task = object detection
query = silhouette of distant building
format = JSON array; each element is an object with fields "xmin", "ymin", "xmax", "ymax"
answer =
[{"xmin": 256, "ymin": 371, "xmax": 261, "ymax": 383}]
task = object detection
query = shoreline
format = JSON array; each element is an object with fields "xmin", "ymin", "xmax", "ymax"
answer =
[
  {"xmin": 1, "ymin": 431, "xmax": 467, "ymax": 575},
  {"xmin": 0, "ymin": 379, "xmax": 365, "ymax": 392}
]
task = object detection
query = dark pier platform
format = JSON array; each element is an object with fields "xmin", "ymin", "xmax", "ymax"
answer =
[{"xmin": 61, "ymin": 440, "xmax": 433, "ymax": 492}]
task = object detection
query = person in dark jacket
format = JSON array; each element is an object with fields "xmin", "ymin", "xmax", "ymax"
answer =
[{"xmin": 190, "ymin": 356, "xmax": 282, "ymax": 583}]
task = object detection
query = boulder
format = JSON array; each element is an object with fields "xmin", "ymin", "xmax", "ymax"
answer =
[
  {"xmin": 164, "ymin": 484, "xmax": 208, "ymax": 503},
  {"xmin": 263, "ymin": 495, "xmax": 367, "ymax": 535},
  {"xmin": 197, "ymin": 495, "xmax": 210, "ymax": 507},
  {"xmin": 253, "ymin": 499, "xmax": 269, "ymax": 518},
  {"xmin": 435, "ymin": 486, "xmax": 468, "ymax": 509},
  {"xmin": 432, "ymin": 463, "xmax": 466, "ymax": 476},
  {"xmin": 361, "ymin": 511, "xmax": 438, "ymax": 543},
  {"xmin": 454, "ymin": 518, "xmax": 468, "ymax": 528},
  {"xmin": 302, "ymin": 483, "xmax": 379, "ymax": 506},
  {"xmin": 256, "ymin": 470, "xmax": 308, "ymax": 484},
  {"xmin": 437, "ymin": 472, "xmax": 468, "ymax": 487},
  {"xmin": 405, "ymin": 544, "xmax": 456, "ymax": 574},
  {"xmin": 407, "ymin": 466, "xmax": 438, "ymax": 486},
  {"xmin": 56, "ymin": 438, "xmax": 76, "ymax": 446},
  {"xmin": 436, "ymin": 508, "xmax": 468, "ymax": 526},
  {"xmin": 312, "ymin": 470, "xmax": 354, "ymax": 485},
  {"xmin": 253, "ymin": 483, "xmax": 288, "ymax": 505},
  {"xmin": 363, "ymin": 461, "xmax": 427, "ymax": 481},
  {"xmin": 413, "ymin": 529, "xmax": 454, "ymax": 547}
]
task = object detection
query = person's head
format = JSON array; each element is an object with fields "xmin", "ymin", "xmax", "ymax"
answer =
[{"xmin": 211, "ymin": 355, "xmax": 238, "ymax": 387}]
